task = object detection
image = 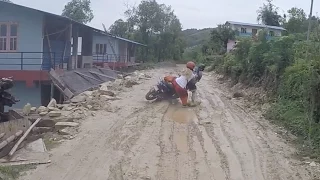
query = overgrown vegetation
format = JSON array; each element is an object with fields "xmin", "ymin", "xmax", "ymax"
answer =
[
  {"xmin": 0, "ymin": 165, "xmax": 35, "ymax": 180},
  {"xmin": 200, "ymin": 0, "xmax": 320, "ymax": 157}
]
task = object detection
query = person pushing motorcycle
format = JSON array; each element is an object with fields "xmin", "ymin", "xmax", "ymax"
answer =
[{"xmin": 187, "ymin": 63, "xmax": 205, "ymax": 104}]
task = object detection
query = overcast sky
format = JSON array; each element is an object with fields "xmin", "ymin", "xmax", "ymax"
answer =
[{"xmin": 11, "ymin": 0, "xmax": 318, "ymax": 30}]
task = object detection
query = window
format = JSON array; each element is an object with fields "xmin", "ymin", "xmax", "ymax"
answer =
[
  {"xmin": 95, "ymin": 44, "xmax": 107, "ymax": 54},
  {"xmin": 241, "ymin": 28, "xmax": 247, "ymax": 33},
  {"xmin": 0, "ymin": 23, "xmax": 18, "ymax": 52},
  {"xmin": 252, "ymin": 29, "xmax": 257, "ymax": 36},
  {"xmin": 269, "ymin": 31, "xmax": 275, "ymax": 36}
]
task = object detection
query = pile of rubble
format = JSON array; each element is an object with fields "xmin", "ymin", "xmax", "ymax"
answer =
[{"xmin": 21, "ymin": 71, "xmax": 151, "ymax": 135}]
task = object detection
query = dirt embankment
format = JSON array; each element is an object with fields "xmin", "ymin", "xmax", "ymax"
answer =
[{"xmin": 19, "ymin": 67, "xmax": 320, "ymax": 180}]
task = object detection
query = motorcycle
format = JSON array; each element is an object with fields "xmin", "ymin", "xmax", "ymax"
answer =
[
  {"xmin": 145, "ymin": 78, "xmax": 179, "ymax": 101},
  {"xmin": 145, "ymin": 65, "xmax": 206, "ymax": 102}
]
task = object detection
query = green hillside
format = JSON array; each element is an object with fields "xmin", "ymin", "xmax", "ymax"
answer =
[{"xmin": 181, "ymin": 28, "xmax": 213, "ymax": 48}]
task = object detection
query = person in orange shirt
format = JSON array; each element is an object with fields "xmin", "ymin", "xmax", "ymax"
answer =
[{"xmin": 164, "ymin": 61, "xmax": 196, "ymax": 107}]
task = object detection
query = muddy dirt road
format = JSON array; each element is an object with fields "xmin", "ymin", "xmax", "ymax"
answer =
[{"xmin": 21, "ymin": 67, "xmax": 319, "ymax": 180}]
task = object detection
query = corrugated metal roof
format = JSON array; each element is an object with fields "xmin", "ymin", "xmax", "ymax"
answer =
[
  {"xmin": 0, "ymin": 1, "xmax": 146, "ymax": 46},
  {"xmin": 226, "ymin": 21, "xmax": 286, "ymax": 31}
]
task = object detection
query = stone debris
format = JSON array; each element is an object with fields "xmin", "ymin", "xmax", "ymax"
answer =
[
  {"xmin": 55, "ymin": 122, "xmax": 79, "ymax": 129},
  {"xmin": 30, "ymin": 107, "xmax": 37, "ymax": 112},
  {"xmin": 48, "ymin": 111, "xmax": 62, "ymax": 117},
  {"xmin": 37, "ymin": 106, "xmax": 48, "ymax": 113},
  {"xmin": 47, "ymin": 98, "xmax": 57, "ymax": 108}
]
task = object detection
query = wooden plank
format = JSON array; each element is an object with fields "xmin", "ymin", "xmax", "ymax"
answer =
[
  {"xmin": 8, "ymin": 118, "xmax": 42, "ymax": 157},
  {"xmin": 0, "ymin": 130, "xmax": 23, "ymax": 150},
  {"xmin": 88, "ymin": 70, "xmax": 117, "ymax": 80},
  {"xmin": 0, "ymin": 133, "xmax": 4, "ymax": 140}
]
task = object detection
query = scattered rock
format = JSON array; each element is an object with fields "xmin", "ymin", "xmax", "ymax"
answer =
[
  {"xmin": 30, "ymin": 107, "xmax": 37, "ymax": 112},
  {"xmin": 86, "ymin": 105, "xmax": 93, "ymax": 109},
  {"xmin": 98, "ymin": 85, "xmax": 115, "ymax": 96},
  {"xmin": 37, "ymin": 106, "xmax": 48, "ymax": 113},
  {"xmin": 58, "ymin": 127, "xmax": 77, "ymax": 136},
  {"xmin": 100, "ymin": 95, "xmax": 120, "ymax": 101},
  {"xmin": 23, "ymin": 103, "xmax": 32, "ymax": 115},
  {"xmin": 48, "ymin": 107, "xmax": 60, "ymax": 111},
  {"xmin": 70, "ymin": 95, "xmax": 87, "ymax": 103},
  {"xmin": 47, "ymin": 98, "xmax": 57, "ymax": 108},
  {"xmin": 310, "ymin": 161, "xmax": 317, "ymax": 167},
  {"xmin": 55, "ymin": 122, "xmax": 79, "ymax": 129},
  {"xmin": 39, "ymin": 112, "xmax": 48, "ymax": 116},
  {"xmin": 48, "ymin": 111, "xmax": 62, "ymax": 117}
]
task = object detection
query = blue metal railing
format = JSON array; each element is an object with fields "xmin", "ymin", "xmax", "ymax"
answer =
[
  {"xmin": 92, "ymin": 53, "xmax": 128, "ymax": 63},
  {"xmin": 0, "ymin": 52, "xmax": 67, "ymax": 70}
]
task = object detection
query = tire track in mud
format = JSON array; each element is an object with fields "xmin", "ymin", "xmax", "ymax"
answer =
[
  {"xmin": 199, "ymin": 86, "xmax": 269, "ymax": 180},
  {"xmin": 60, "ymin": 104, "xmax": 160, "ymax": 180},
  {"xmin": 199, "ymin": 75, "xmax": 305, "ymax": 180},
  {"xmin": 196, "ymin": 87, "xmax": 245, "ymax": 180}
]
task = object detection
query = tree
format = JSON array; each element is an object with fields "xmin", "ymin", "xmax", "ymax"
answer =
[
  {"xmin": 209, "ymin": 24, "xmax": 235, "ymax": 54},
  {"xmin": 257, "ymin": 0, "xmax": 282, "ymax": 26},
  {"xmin": 122, "ymin": 0, "xmax": 185, "ymax": 61},
  {"xmin": 284, "ymin": 7, "xmax": 307, "ymax": 33},
  {"xmin": 62, "ymin": 0, "xmax": 94, "ymax": 24},
  {"xmin": 109, "ymin": 19, "xmax": 129, "ymax": 38}
]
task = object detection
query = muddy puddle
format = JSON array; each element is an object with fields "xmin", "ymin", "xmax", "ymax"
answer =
[{"xmin": 165, "ymin": 105, "xmax": 197, "ymax": 124}]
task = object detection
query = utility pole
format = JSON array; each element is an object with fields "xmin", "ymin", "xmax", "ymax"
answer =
[{"xmin": 307, "ymin": 0, "xmax": 314, "ymax": 41}]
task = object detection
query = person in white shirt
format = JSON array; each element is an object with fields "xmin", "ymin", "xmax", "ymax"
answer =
[{"xmin": 164, "ymin": 61, "xmax": 196, "ymax": 106}]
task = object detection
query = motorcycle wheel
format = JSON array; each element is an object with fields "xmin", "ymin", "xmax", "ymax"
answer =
[{"xmin": 145, "ymin": 88, "xmax": 158, "ymax": 100}]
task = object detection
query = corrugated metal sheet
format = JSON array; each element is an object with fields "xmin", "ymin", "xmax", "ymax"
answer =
[{"xmin": 226, "ymin": 21, "xmax": 286, "ymax": 31}]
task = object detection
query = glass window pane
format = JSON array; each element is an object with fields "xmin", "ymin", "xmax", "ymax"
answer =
[
  {"xmin": 10, "ymin": 24, "xmax": 17, "ymax": 36},
  {"xmin": 95, "ymin": 44, "xmax": 99, "ymax": 54},
  {"xmin": 0, "ymin": 24, "xmax": 7, "ymax": 37},
  {"xmin": 10, "ymin": 38, "xmax": 16, "ymax": 50},
  {"xmin": 0, "ymin": 38, "xmax": 3, "ymax": 50}
]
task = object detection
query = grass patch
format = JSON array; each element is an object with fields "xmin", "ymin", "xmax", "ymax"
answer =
[{"xmin": 0, "ymin": 164, "xmax": 36, "ymax": 180}]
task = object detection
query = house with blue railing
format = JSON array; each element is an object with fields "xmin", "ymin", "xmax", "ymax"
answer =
[
  {"xmin": 225, "ymin": 21, "xmax": 286, "ymax": 52},
  {"xmin": 0, "ymin": 1, "xmax": 145, "ymax": 108}
]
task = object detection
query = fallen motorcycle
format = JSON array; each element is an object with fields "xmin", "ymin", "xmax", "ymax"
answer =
[{"xmin": 145, "ymin": 78, "xmax": 179, "ymax": 101}]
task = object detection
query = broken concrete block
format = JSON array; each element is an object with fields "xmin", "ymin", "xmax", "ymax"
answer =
[
  {"xmin": 30, "ymin": 107, "xmax": 37, "ymax": 112},
  {"xmin": 55, "ymin": 122, "xmax": 79, "ymax": 129},
  {"xmin": 47, "ymin": 98, "xmax": 57, "ymax": 108},
  {"xmin": 23, "ymin": 103, "xmax": 32, "ymax": 115},
  {"xmin": 100, "ymin": 95, "xmax": 120, "ymax": 101},
  {"xmin": 48, "ymin": 111, "xmax": 61, "ymax": 117},
  {"xmin": 37, "ymin": 106, "xmax": 48, "ymax": 113},
  {"xmin": 70, "ymin": 95, "xmax": 86, "ymax": 103},
  {"xmin": 48, "ymin": 107, "xmax": 60, "ymax": 112},
  {"xmin": 98, "ymin": 89, "xmax": 115, "ymax": 97},
  {"xmin": 39, "ymin": 112, "xmax": 48, "ymax": 116}
]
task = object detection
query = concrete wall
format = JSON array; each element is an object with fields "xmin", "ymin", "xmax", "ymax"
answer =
[
  {"xmin": 0, "ymin": 4, "xmax": 44, "ymax": 70},
  {"xmin": 92, "ymin": 34, "xmax": 119, "ymax": 62}
]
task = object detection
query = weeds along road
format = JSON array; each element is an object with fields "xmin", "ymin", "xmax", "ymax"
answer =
[{"xmin": 21, "ymin": 66, "xmax": 319, "ymax": 180}]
